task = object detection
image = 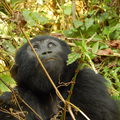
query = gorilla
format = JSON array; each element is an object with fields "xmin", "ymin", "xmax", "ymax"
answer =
[{"xmin": 0, "ymin": 36, "xmax": 120, "ymax": 120}]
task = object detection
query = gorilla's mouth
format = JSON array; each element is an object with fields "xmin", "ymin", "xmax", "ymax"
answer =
[{"xmin": 43, "ymin": 58, "xmax": 57, "ymax": 63}]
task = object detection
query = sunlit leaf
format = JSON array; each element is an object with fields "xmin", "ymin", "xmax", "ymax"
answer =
[
  {"xmin": 63, "ymin": 6, "xmax": 72, "ymax": 15},
  {"xmin": 85, "ymin": 18, "xmax": 94, "ymax": 30},
  {"xmin": 67, "ymin": 53, "xmax": 81, "ymax": 65},
  {"xmin": 92, "ymin": 42, "xmax": 99, "ymax": 53},
  {"xmin": 73, "ymin": 20, "xmax": 83, "ymax": 28}
]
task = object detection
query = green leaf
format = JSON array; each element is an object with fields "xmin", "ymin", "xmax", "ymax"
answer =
[
  {"xmin": 87, "ymin": 24, "xmax": 99, "ymax": 36},
  {"xmin": 88, "ymin": 51, "xmax": 96, "ymax": 59},
  {"xmin": 99, "ymin": 43, "xmax": 109, "ymax": 49},
  {"xmin": 104, "ymin": 0, "xmax": 111, "ymax": 3},
  {"xmin": 64, "ymin": 30, "xmax": 73, "ymax": 37},
  {"xmin": 22, "ymin": 38, "xmax": 27, "ymax": 43},
  {"xmin": 112, "ymin": 23, "xmax": 120, "ymax": 31},
  {"xmin": 85, "ymin": 18, "xmax": 94, "ymax": 30},
  {"xmin": 31, "ymin": 12, "xmax": 49, "ymax": 24},
  {"xmin": 31, "ymin": 12, "xmax": 40, "ymax": 21},
  {"xmin": 81, "ymin": 39, "xmax": 87, "ymax": 52},
  {"xmin": 67, "ymin": 53, "xmax": 81, "ymax": 65},
  {"xmin": 22, "ymin": 10, "xmax": 36, "ymax": 26},
  {"xmin": 103, "ymin": 27, "xmax": 110, "ymax": 35},
  {"xmin": 11, "ymin": 0, "xmax": 23, "ymax": 4},
  {"xmin": 93, "ymin": 35, "xmax": 103, "ymax": 40},
  {"xmin": 103, "ymin": 23, "xmax": 120, "ymax": 36},
  {"xmin": 38, "ymin": 16, "xmax": 49, "ymax": 25},
  {"xmin": 63, "ymin": 28, "xmax": 77, "ymax": 37},
  {"xmin": 2, "ymin": 41, "xmax": 16, "ymax": 54},
  {"xmin": 74, "ymin": 41, "xmax": 82, "ymax": 46},
  {"xmin": 73, "ymin": 20, "xmax": 83, "ymax": 28},
  {"xmin": 92, "ymin": 42, "xmax": 99, "ymax": 53},
  {"xmin": 22, "ymin": 10, "xmax": 31, "ymax": 20},
  {"xmin": 63, "ymin": 6, "xmax": 72, "ymax": 15},
  {"xmin": 110, "ymin": 30, "xmax": 120, "ymax": 40},
  {"xmin": 0, "ymin": 74, "xmax": 16, "ymax": 92}
]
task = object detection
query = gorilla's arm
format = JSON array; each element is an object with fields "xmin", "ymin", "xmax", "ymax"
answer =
[
  {"xmin": 0, "ymin": 89, "xmax": 58, "ymax": 120},
  {"xmin": 70, "ymin": 68, "xmax": 120, "ymax": 120},
  {"xmin": 18, "ymin": 88, "xmax": 59, "ymax": 120}
]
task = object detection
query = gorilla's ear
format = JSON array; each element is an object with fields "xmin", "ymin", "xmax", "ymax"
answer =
[{"xmin": 10, "ymin": 64, "xmax": 18, "ymax": 79}]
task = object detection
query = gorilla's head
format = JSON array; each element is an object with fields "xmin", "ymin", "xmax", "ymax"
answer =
[{"xmin": 10, "ymin": 36, "xmax": 77, "ymax": 93}]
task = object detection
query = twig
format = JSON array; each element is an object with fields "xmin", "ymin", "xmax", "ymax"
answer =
[
  {"xmin": 68, "ymin": 105, "xmax": 76, "ymax": 120},
  {"xmin": 66, "ymin": 101, "xmax": 90, "ymax": 120},
  {"xmin": 1, "ymin": 0, "xmax": 13, "ymax": 15},
  {"xmin": 85, "ymin": 53, "xmax": 98, "ymax": 74},
  {"xmin": 86, "ymin": 33, "xmax": 97, "ymax": 43}
]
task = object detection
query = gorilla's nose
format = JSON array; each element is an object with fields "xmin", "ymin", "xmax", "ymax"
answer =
[{"xmin": 41, "ymin": 51, "xmax": 53, "ymax": 56}]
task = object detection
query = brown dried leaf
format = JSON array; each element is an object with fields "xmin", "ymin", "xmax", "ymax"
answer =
[
  {"xmin": 108, "ymin": 40, "xmax": 120, "ymax": 49},
  {"xmin": 11, "ymin": 11, "xmax": 27, "ymax": 27},
  {"xmin": 97, "ymin": 48, "xmax": 113, "ymax": 56}
]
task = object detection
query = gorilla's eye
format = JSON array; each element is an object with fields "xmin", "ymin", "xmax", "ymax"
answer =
[
  {"xmin": 48, "ymin": 42, "xmax": 56, "ymax": 48},
  {"xmin": 33, "ymin": 44, "xmax": 39, "ymax": 49}
]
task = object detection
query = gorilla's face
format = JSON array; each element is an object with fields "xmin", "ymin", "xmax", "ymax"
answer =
[
  {"xmin": 11, "ymin": 36, "xmax": 71, "ymax": 93},
  {"xmin": 27, "ymin": 38, "xmax": 66, "ymax": 74}
]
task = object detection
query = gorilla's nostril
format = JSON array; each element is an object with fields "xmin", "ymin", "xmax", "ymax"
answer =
[
  {"xmin": 48, "ymin": 51, "xmax": 52, "ymax": 54},
  {"xmin": 42, "ymin": 51, "xmax": 52, "ymax": 55},
  {"xmin": 42, "ymin": 52, "xmax": 47, "ymax": 55}
]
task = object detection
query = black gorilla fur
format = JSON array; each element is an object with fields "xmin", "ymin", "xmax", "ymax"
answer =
[{"xmin": 0, "ymin": 36, "xmax": 120, "ymax": 120}]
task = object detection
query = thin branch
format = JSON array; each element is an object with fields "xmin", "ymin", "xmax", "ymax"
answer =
[
  {"xmin": 67, "ymin": 101, "xmax": 91, "ymax": 120},
  {"xmin": 72, "ymin": 0, "xmax": 76, "ymax": 22},
  {"xmin": 68, "ymin": 105, "xmax": 76, "ymax": 120},
  {"xmin": 1, "ymin": 0, "xmax": 13, "ymax": 15}
]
